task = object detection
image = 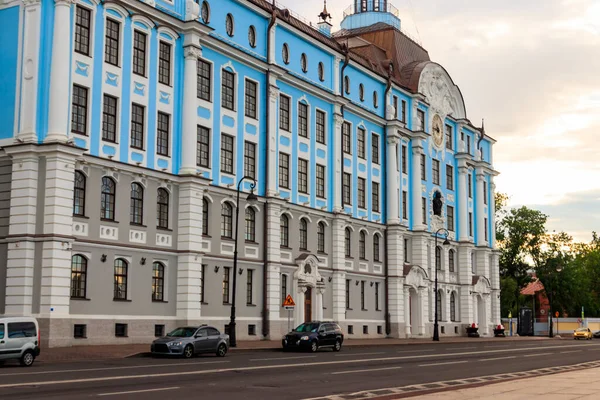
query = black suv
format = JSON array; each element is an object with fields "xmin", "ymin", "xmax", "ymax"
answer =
[{"xmin": 282, "ymin": 321, "xmax": 344, "ymax": 352}]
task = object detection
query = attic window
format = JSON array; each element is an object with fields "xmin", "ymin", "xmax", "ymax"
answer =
[
  {"xmin": 225, "ymin": 14, "xmax": 234, "ymax": 37},
  {"xmin": 282, "ymin": 43, "xmax": 290, "ymax": 65},
  {"xmin": 359, "ymin": 84, "xmax": 364, "ymax": 101},
  {"xmin": 373, "ymin": 91, "xmax": 378, "ymax": 108},
  {"xmin": 201, "ymin": 1, "xmax": 210, "ymax": 24},
  {"xmin": 318, "ymin": 62, "xmax": 325, "ymax": 82},
  {"xmin": 344, "ymin": 76, "xmax": 350, "ymax": 95},
  {"xmin": 301, "ymin": 53, "xmax": 308, "ymax": 73}
]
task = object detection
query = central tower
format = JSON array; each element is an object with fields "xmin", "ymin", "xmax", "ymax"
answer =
[{"xmin": 341, "ymin": 0, "xmax": 401, "ymax": 30}]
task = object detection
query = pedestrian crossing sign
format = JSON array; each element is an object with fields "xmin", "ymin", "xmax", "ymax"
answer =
[{"xmin": 282, "ymin": 294, "xmax": 295, "ymax": 307}]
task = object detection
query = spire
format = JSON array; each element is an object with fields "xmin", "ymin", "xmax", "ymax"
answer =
[{"xmin": 319, "ymin": 0, "xmax": 331, "ymax": 22}]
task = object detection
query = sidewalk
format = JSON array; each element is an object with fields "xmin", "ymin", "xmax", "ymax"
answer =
[
  {"xmin": 406, "ymin": 366, "xmax": 600, "ymax": 400},
  {"xmin": 36, "ymin": 336, "xmax": 551, "ymax": 364}
]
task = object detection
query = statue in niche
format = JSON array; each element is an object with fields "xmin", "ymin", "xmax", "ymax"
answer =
[{"xmin": 432, "ymin": 191, "xmax": 443, "ymax": 216}]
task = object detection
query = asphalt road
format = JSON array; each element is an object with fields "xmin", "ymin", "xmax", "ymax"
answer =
[{"xmin": 0, "ymin": 340, "xmax": 599, "ymax": 399}]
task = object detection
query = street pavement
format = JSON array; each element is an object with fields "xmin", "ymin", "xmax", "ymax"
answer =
[{"xmin": 0, "ymin": 340, "xmax": 598, "ymax": 399}]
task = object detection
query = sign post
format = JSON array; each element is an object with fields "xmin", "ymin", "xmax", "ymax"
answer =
[
  {"xmin": 282, "ymin": 294, "xmax": 296, "ymax": 333},
  {"xmin": 555, "ymin": 311, "xmax": 559, "ymax": 335},
  {"xmin": 508, "ymin": 311, "xmax": 513, "ymax": 337}
]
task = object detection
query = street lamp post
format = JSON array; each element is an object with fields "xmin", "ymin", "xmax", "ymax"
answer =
[
  {"xmin": 228, "ymin": 176, "xmax": 258, "ymax": 348},
  {"xmin": 433, "ymin": 228, "xmax": 450, "ymax": 342},
  {"xmin": 548, "ymin": 267, "xmax": 562, "ymax": 338}
]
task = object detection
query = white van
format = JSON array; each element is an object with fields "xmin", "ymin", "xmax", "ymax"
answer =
[{"xmin": 0, "ymin": 317, "xmax": 40, "ymax": 366}]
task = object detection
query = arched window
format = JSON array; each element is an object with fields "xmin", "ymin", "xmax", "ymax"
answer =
[
  {"xmin": 373, "ymin": 234, "xmax": 380, "ymax": 262},
  {"xmin": 300, "ymin": 53, "xmax": 308, "ymax": 73},
  {"xmin": 435, "ymin": 246, "xmax": 442, "ymax": 270},
  {"xmin": 221, "ymin": 203, "xmax": 233, "ymax": 238},
  {"xmin": 201, "ymin": 1, "xmax": 210, "ymax": 24},
  {"xmin": 318, "ymin": 62, "xmax": 325, "ymax": 82},
  {"xmin": 157, "ymin": 188, "xmax": 169, "ymax": 229},
  {"xmin": 202, "ymin": 198, "xmax": 209, "ymax": 235},
  {"xmin": 225, "ymin": 13, "xmax": 234, "ymax": 37},
  {"xmin": 245, "ymin": 207, "xmax": 256, "ymax": 242},
  {"xmin": 101, "ymin": 177, "xmax": 116, "ymax": 220},
  {"xmin": 280, "ymin": 214, "xmax": 289, "ymax": 247},
  {"xmin": 437, "ymin": 290, "xmax": 443, "ymax": 321},
  {"xmin": 114, "ymin": 258, "xmax": 128, "ymax": 300},
  {"xmin": 248, "ymin": 25, "xmax": 256, "ymax": 48},
  {"xmin": 448, "ymin": 249, "xmax": 455, "ymax": 273},
  {"xmin": 344, "ymin": 76, "xmax": 350, "ymax": 94},
  {"xmin": 70, "ymin": 254, "xmax": 87, "ymax": 299},
  {"xmin": 299, "ymin": 218, "xmax": 308, "ymax": 250},
  {"xmin": 359, "ymin": 231, "xmax": 366, "ymax": 260},
  {"xmin": 450, "ymin": 292, "xmax": 457, "ymax": 322},
  {"xmin": 152, "ymin": 262, "xmax": 165, "ymax": 301},
  {"xmin": 317, "ymin": 222, "xmax": 326, "ymax": 253},
  {"xmin": 130, "ymin": 183, "xmax": 144, "ymax": 224},
  {"xmin": 345, "ymin": 227, "xmax": 351, "ymax": 258},
  {"xmin": 281, "ymin": 273, "xmax": 288, "ymax": 303},
  {"xmin": 73, "ymin": 171, "xmax": 86, "ymax": 216},
  {"xmin": 282, "ymin": 43, "xmax": 290, "ymax": 64}
]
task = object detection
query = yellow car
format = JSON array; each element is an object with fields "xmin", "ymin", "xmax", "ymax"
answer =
[{"xmin": 573, "ymin": 327, "xmax": 593, "ymax": 340}]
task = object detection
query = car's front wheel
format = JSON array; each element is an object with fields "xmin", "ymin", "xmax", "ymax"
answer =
[
  {"xmin": 20, "ymin": 350, "xmax": 35, "ymax": 367},
  {"xmin": 183, "ymin": 345, "xmax": 194, "ymax": 359},
  {"xmin": 216, "ymin": 344, "xmax": 228, "ymax": 357},
  {"xmin": 310, "ymin": 341, "xmax": 318, "ymax": 353},
  {"xmin": 333, "ymin": 339, "xmax": 342, "ymax": 352}
]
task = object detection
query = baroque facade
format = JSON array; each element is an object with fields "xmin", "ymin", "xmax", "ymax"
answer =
[{"xmin": 0, "ymin": 0, "xmax": 500, "ymax": 347}]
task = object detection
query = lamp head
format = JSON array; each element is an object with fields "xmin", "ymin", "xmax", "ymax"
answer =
[
  {"xmin": 246, "ymin": 188, "xmax": 258, "ymax": 205},
  {"xmin": 443, "ymin": 238, "xmax": 450, "ymax": 246}
]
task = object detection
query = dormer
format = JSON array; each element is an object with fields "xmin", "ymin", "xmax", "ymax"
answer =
[{"xmin": 341, "ymin": 0, "xmax": 401, "ymax": 31}]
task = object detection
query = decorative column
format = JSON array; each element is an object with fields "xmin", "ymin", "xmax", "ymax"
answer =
[
  {"xmin": 176, "ymin": 177, "xmax": 206, "ymax": 321},
  {"xmin": 411, "ymin": 143, "xmax": 424, "ymax": 230},
  {"xmin": 418, "ymin": 287, "xmax": 427, "ymax": 335},
  {"xmin": 315, "ymin": 288, "xmax": 324, "ymax": 321},
  {"xmin": 404, "ymin": 287, "xmax": 411, "ymax": 336},
  {"xmin": 17, "ymin": 0, "xmax": 43, "ymax": 142},
  {"xmin": 266, "ymin": 80, "xmax": 280, "ymax": 196},
  {"xmin": 333, "ymin": 57, "xmax": 341, "ymax": 95},
  {"xmin": 333, "ymin": 113, "xmax": 344, "ymax": 212},
  {"xmin": 179, "ymin": 43, "xmax": 202, "ymax": 175},
  {"xmin": 296, "ymin": 287, "xmax": 306, "ymax": 325},
  {"xmin": 265, "ymin": 200, "xmax": 282, "ymax": 337},
  {"xmin": 490, "ymin": 179, "xmax": 497, "ymax": 248},
  {"xmin": 46, "ymin": 0, "xmax": 74, "ymax": 143},
  {"xmin": 475, "ymin": 168, "xmax": 486, "ymax": 246},
  {"xmin": 457, "ymin": 162, "xmax": 469, "ymax": 241},
  {"xmin": 386, "ymin": 135, "xmax": 400, "ymax": 224}
]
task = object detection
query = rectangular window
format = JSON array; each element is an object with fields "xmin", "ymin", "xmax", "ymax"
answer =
[
  {"xmin": 281, "ymin": 274, "xmax": 287, "ymax": 304},
  {"xmin": 74, "ymin": 324, "xmax": 87, "ymax": 339},
  {"xmin": 445, "ymin": 124, "xmax": 453, "ymax": 150},
  {"xmin": 197, "ymin": 59, "xmax": 211, "ymax": 101},
  {"xmin": 130, "ymin": 103, "xmax": 145, "ymax": 149},
  {"xmin": 156, "ymin": 112, "xmax": 170, "ymax": 156},
  {"xmin": 375, "ymin": 282, "xmax": 380, "ymax": 311},
  {"xmin": 343, "ymin": 173, "xmax": 352, "ymax": 205},
  {"xmin": 402, "ymin": 191, "xmax": 408, "ymax": 219},
  {"xmin": 298, "ymin": 103, "xmax": 308, "ymax": 138},
  {"xmin": 200, "ymin": 264, "xmax": 206, "ymax": 303},
  {"xmin": 361, "ymin": 281, "xmax": 366, "ymax": 310},
  {"xmin": 298, "ymin": 159, "xmax": 309, "ymax": 194},
  {"xmin": 372, "ymin": 133, "xmax": 379, "ymax": 164},
  {"xmin": 402, "ymin": 145, "xmax": 407, "ymax": 173},
  {"xmin": 342, "ymin": 122, "xmax": 351, "ymax": 154},
  {"xmin": 422, "ymin": 197, "xmax": 427, "ymax": 224},
  {"xmin": 279, "ymin": 153, "xmax": 290, "ymax": 189},
  {"xmin": 469, "ymin": 212, "xmax": 473, "ymax": 236},
  {"xmin": 75, "ymin": 6, "xmax": 91, "ymax": 56},
  {"xmin": 417, "ymin": 109, "xmax": 425, "ymax": 131},
  {"xmin": 420, "ymin": 154, "xmax": 426, "ymax": 181},
  {"xmin": 357, "ymin": 128, "xmax": 366, "ymax": 158},
  {"xmin": 358, "ymin": 178, "xmax": 366, "ymax": 208},
  {"xmin": 154, "ymin": 325, "xmax": 165, "ymax": 337},
  {"xmin": 372, "ymin": 182, "xmax": 380, "ymax": 213},
  {"xmin": 316, "ymin": 110, "xmax": 326, "ymax": 144},
  {"xmin": 133, "ymin": 30, "xmax": 147, "ymax": 76},
  {"xmin": 467, "ymin": 136, "xmax": 472, "ymax": 154},
  {"xmin": 404, "ymin": 238, "xmax": 409, "ymax": 262},
  {"xmin": 71, "ymin": 85, "xmax": 88, "ymax": 135},
  {"xmin": 221, "ymin": 70, "xmax": 235, "ymax": 110},
  {"xmin": 115, "ymin": 323, "xmax": 128, "ymax": 337},
  {"xmin": 401, "ymin": 100, "xmax": 407, "ymax": 123},
  {"xmin": 246, "ymin": 269, "xmax": 253, "ymax": 305},
  {"xmin": 244, "ymin": 79, "xmax": 257, "ymax": 119},
  {"xmin": 220, "ymin": 134, "xmax": 234, "ymax": 174},
  {"xmin": 279, "ymin": 95, "xmax": 290, "ymax": 131},
  {"xmin": 158, "ymin": 41, "xmax": 171, "ymax": 85},
  {"xmin": 316, "ymin": 164, "xmax": 326, "ymax": 198},
  {"xmin": 248, "ymin": 325, "xmax": 256, "ymax": 336},
  {"xmin": 484, "ymin": 181, "xmax": 488, "ymax": 204},
  {"xmin": 105, "ymin": 18, "xmax": 120, "ymax": 66},
  {"xmin": 446, "ymin": 165, "xmax": 454, "ymax": 190},
  {"xmin": 396, "ymin": 146, "xmax": 399, "ymax": 171},
  {"xmin": 393, "ymin": 96, "xmax": 398, "ymax": 119},
  {"xmin": 345, "ymin": 279, "xmax": 351, "ymax": 309},
  {"xmin": 447, "ymin": 206, "xmax": 455, "ymax": 231},
  {"xmin": 102, "ymin": 95, "xmax": 118, "ymax": 142},
  {"xmin": 222, "ymin": 267, "xmax": 231, "ymax": 304},
  {"xmin": 468, "ymin": 174, "xmax": 473, "ymax": 198},
  {"xmin": 197, "ymin": 125, "xmax": 210, "ymax": 168},
  {"xmin": 484, "ymin": 217, "xmax": 489, "ymax": 241},
  {"xmin": 244, "ymin": 141, "xmax": 256, "ymax": 179},
  {"xmin": 432, "ymin": 159, "xmax": 440, "ymax": 185}
]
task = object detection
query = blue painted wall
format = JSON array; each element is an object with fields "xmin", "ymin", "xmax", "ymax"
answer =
[{"xmin": 0, "ymin": 6, "xmax": 20, "ymax": 140}]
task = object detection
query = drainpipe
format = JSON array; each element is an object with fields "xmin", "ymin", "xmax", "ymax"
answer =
[
  {"xmin": 384, "ymin": 230, "xmax": 391, "ymax": 335},
  {"xmin": 262, "ymin": 8, "xmax": 278, "ymax": 339},
  {"xmin": 339, "ymin": 46, "xmax": 349, "ymax": 208}
]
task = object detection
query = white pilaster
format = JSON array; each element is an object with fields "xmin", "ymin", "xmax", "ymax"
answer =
[
  {"xmin": 265, "ymin": 201, "xmax": 282, "ymax": 336},
  {"xmin": 333, "ymin": 113, "xmax": 343, "ymax": 212},
  {"xmin": 458, "ymin": 163, "xmax": 469, "ymax": 241},
  {"xmin": 490, "ymin": 180, "xmax": 497, "ymax": 248},
  {"xmin": 404, "ymin": 287, "xmax": 411, "ymax": 336},
  {"xmin": 266, "ymin": 82, "xmax": 280, "ymax": 196},
  {"xmin": 419, "ymin": 287, "xmax": 427, "ymax": 335},
  {"xmin": 411, "ymin": 144, "xmax": 424, "ymax": 230},
  {"xmin": 331, "ymin": 217, "xmax": 346, "ymax": 321},
  {"xmin": 475, "ymin": 168, "xmax": 486, "ymax": 246},
  {"xmin": 179, "ymin": 44, "xmax": 202, "ymax": 175},
  {"xmin": 46, "ymin": 0, "xmax": 74, "ymax": 143},
  {"xmin": 333, "ymin": 57, "xmax": 341, "ymax": 95},
  {"xmin": 176, "ymin": 178, "xmax": 206, "ymax": 320},
  {"xmin": 315, "ymin": 289, "xmax": 324, "ymax": 321},
  {"xmin": 17, "ymin": 0, "xmax": 43, "ymax": 142},
  {"xmin": 385, "ymin": 136, "xmax": 400, "ymax": 223}
]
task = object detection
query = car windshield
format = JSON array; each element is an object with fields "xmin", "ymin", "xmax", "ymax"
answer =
[
  {"xmin": 294, "ymin": 323, "xmax": 320, "ymax": 333},
  {"xmin": 576, "ymin": 328, "xmax": 588, "ymax": 332},
  {"xmin": 166, "ymin": 327, "xmax": 197, "ymax": 337}
]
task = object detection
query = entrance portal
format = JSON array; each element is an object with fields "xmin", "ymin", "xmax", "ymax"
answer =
[{"xmin": 304, "ymin": 287, "xmax": 312, "ymax": 322}]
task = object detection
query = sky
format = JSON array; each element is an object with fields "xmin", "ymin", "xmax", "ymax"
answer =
[{"xmin": 275, "ymin": 0, "xmax": 600, "ymax": 243}]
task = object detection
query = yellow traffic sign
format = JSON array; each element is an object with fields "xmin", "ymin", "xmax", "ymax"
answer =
[{"xmin": 282, "ymin": 294, "xmax": 295, "ymax": 307}]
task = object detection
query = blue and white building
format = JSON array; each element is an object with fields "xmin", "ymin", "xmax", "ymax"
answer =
[{"xmin": 0, "ymin": 0, "xmax": 500, "ymax": 346}]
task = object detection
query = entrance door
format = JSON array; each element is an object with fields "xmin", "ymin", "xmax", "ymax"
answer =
[{"xmin": 304, "ymin": 287, "xmax": 312, "ymax": 322}]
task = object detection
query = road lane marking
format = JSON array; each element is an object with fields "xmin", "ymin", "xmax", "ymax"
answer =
[
  {"xmin": 479, "ymin": 356, "xmax": 517, "ymax": 362},
  {"xmin": 484, "ymin": 345, "xmax": 510, "ymax": 349},
  {"xmin": 97, "ymin": 387, "xmax": 180, "ymax": 396},
  {"xmin": 0, "ymin": 343, "xmax": 596, "ymax": 388},
  {"xmin": 334, "ymin": 352, "xmax": 385, "ymax": 357},
  {"xmin": 0, "ymin": 360, "xmax": 231, "ymax": 377},
  {"xmin": 560, "ymin": 350, "xmax": 582, "ymax": 354},
  {"xmin": 452, "ymin": 347, "xmax": 477, "ymax": 350},
  {"xmin": 332, "ymin": 366, "xmax": 403, "ymax": 375},
  {"xmin": 524, "ymin": 353, "xmax": 548, "ymax": 357},
  {"xmin": 250, "ymin": 356, "xmax": 317, "ymax": 361},
  {"xmin": 419, "ymin": 361, "xmax": 469, "ymax": 367},
  {"xmin": 397, "ymin": 349, "xmax": 435, "ymax": 353}
]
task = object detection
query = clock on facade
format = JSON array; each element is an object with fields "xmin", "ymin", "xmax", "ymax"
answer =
[{"xmin": 432, "ymin": 114, "xmax": 444, "ymax": 147}]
